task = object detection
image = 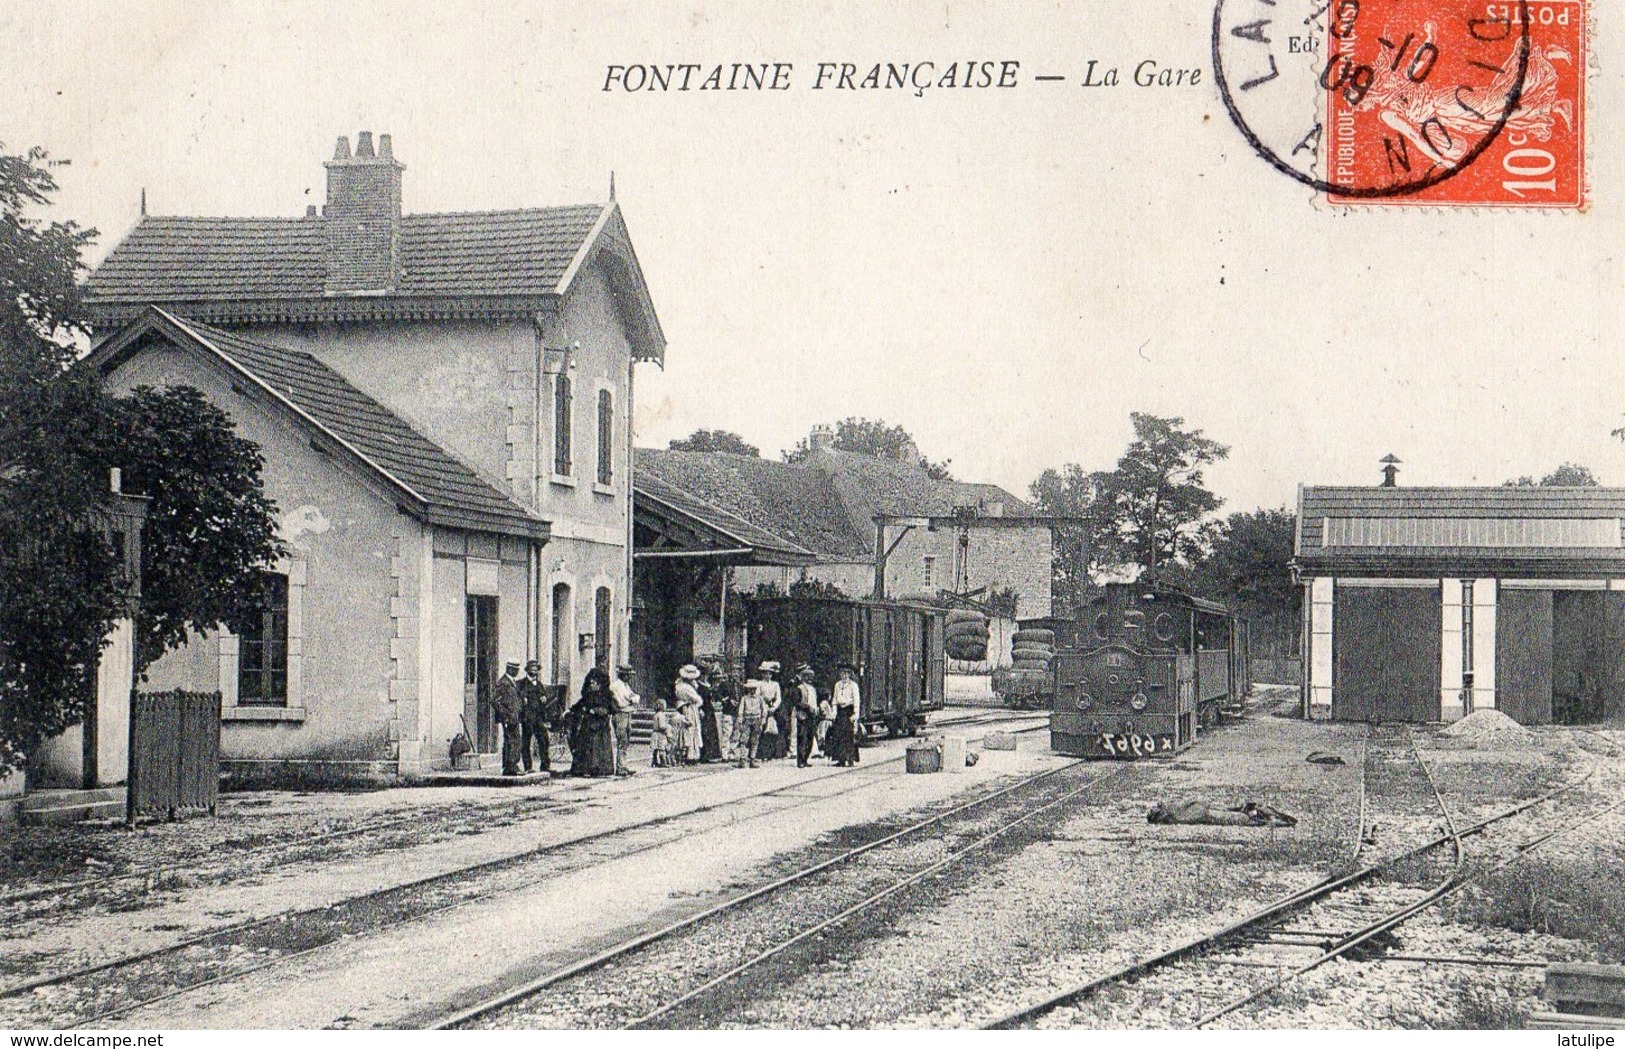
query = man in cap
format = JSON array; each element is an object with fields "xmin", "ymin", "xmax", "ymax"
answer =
[
  {"xmin": 793, "ymin": 664, "xmax": 822, "ymax": 767},
  {"xmin": 493, "ymin": 661, "xmax": 526, "ymax": 776},
  {"xmin": 520, "ymin": 660, "xmax": 550, "ymax": 774},
  {"xmin": 609, "ymin": 663, "xmax": 639, "ymax": 776}
]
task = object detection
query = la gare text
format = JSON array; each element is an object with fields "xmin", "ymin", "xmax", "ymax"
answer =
[{"xmin": 601, "ymin": 60, "xmax": 1204, "ymax": 94}]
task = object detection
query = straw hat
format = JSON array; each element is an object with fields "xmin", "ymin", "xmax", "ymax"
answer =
[
  {"xmin": 678, "ymin": 664, "xmax": 701, "ymax": 681},
  {"xmin": 758, "ymin": 660, "xmax": 781, "ymax": 674}
]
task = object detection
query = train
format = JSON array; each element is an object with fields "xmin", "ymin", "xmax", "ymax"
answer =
[
  {"xmin": 1049, "ymin": 584, "xmax": 1251, "ymax": 759},
  {"xmin": 745, "ymin": 595, "xmax": 946, "ymax": 738}
]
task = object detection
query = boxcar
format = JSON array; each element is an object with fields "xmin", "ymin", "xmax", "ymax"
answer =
[
  {"xmin": 1051, "ymin": 584, "xmax": 1251, "ymax": 759},
  {"xmin": 746, "ymin": 596, "xmax": 946, "ymax": 737}
]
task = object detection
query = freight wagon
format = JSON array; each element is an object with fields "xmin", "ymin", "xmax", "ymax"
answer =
[
  {"xmin": 745, "ymin": 596, "xmax": 946, "ymax": 738},
  {"xmin": 1051, "ymin": 584, "xmax": 1251, "ymax": 758}
]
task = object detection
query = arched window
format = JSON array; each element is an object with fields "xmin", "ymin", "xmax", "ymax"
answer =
[
  {"xmin": 596, "ymin": 389, "xmax": 614, "ymax": 486},
  {"xmin": 553, "ymin": 374, "xmax": 573, "ymax": 477}
]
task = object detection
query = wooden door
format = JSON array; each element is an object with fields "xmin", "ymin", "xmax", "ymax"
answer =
[
  {"xmin": 1497, "ymin": 587, "xmax": 1553, "ymax": 726},
  {"xmin": 1333, "ymin": 585, "xmax": 1441, "ymax": 722},
  {"xmin": 465, "ymin": 595, "xmax": 498, "ymax": 751}
]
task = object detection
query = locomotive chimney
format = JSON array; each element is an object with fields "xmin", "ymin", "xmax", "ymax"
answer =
[{"xmin": 1380, "ymin": 453, "xmax": 1401, "ymax": 487}]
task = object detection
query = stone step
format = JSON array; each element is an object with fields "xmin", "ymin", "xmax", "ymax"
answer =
[
  {"xmin": 19, "ymin": 787, "xmax": 125, "ymax": 810},
  {"xmin": 19, "ymin": 792, "xmax": 126, "ymax": 826}
]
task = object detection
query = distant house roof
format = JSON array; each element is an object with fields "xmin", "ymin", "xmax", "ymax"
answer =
[
  {"xmin": 88, "ymin": 307, "xmax": 550, "ymax": 540},
  {"xmin": 634, "ymin": 447, "xmax": 1033, "ymax": 564},
  {"xmin": 1296, "ymin": 485, "xmax": 1625, "ymax": 577}
]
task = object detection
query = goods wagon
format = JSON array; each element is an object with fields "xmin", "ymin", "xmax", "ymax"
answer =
[
  {"xmin": 746, "ymin": 596, "xmax": 946, "ymax": 738},
  {"xmin": 1051, "ymin": 584, "xmax": 1251, "ymax": 759}
]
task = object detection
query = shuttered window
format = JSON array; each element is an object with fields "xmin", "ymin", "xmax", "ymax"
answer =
[
  {"xmin": 595, "ymin": 586, "xmax": 612, "ymax": 670},
  {"xmin": 554, "ymin": 374, "xmax": 573, "ymax": 476},
  {"xmin": 597, "ymin": 389, "xmax": 614, "ymax": 486}
]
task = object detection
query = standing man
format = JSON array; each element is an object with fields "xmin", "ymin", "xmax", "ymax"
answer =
[
  {"xmin": 493, "ymin": 661, "xmax": 525, "ymax": 777},
  {"xmin": 521, "ymin": 660, "xmax": 550, "ymax": 774},
  {"xmin": 793, "ymin": 664, "xmax": 821, "ymax": 768},
  {"xmin": 734, "ymin": 680, "xmax": 767, "ymax": 769},
  {"xmin": 609, "ymin": 663, "xmax": 639, "ymax": 777}
]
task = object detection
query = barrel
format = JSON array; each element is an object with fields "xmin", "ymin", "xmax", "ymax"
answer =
[{"xmin": 905, "ymin": 740, "xmax": 942, "ymax": 774}]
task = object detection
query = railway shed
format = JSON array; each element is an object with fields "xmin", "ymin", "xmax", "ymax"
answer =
[{"xmin": 1296, "ymin": 484, "xmax": 1625, "ymax": 725}]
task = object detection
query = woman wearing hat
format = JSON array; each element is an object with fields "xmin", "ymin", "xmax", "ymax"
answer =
[
  {"xmin": 826, "ymin": 663, "xmax": 862, "ymax": 767},
  {"xmin": 755, "ymin": 661, "xmax": 784, "ymax": 762},
  {"xmin": 575, "ymin": 667, "xmax": 618, "ymax": 777},
  {"xmin": 674, "ymin": 665, "xmax": 704, "ymax": 765}
]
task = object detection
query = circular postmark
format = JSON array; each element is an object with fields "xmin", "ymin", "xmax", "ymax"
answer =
[{"xmin": 1212, "ymin": 0, "xmax": 1532, "ymax": 197}]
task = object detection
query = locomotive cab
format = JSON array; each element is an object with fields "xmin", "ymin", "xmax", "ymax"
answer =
[{"xmin": 1051, "ymin": 584, "xmax": 1246, "ymax": 759}]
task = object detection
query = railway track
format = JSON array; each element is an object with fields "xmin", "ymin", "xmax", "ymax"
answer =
[
  {"xmin": 0, "ymin": 707, "xmax": 1034, "ymax": 913},
  {"xmin": 7, "ymin": 714, "xmax": 1048, "ymax": 1029},
  {"xmin": 980, "ymin": 727, "xmax": 1609, "ymax": 1029},
  {"xmin": 432, "ymin": 756, "xmax": 1132, "ymax": 1030}
]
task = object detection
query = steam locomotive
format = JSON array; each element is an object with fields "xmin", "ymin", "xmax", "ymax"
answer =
[{"xmin": 1050, "ymin": 584, "xmax": 1251, "ymax": 759}]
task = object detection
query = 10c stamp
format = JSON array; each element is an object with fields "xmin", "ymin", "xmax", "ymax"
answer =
[{"xmin": 1214, "ymin": 0, "xmax": 1586, "ymax": 208}]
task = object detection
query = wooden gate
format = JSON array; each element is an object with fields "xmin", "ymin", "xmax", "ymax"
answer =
[
  {"xmin": 1333, "ymin": 585, "xmax": 1442, "ymax": 722},
  {"xmin": 128, "ymin": 690, "xmax": 220, "ymax": 823}
]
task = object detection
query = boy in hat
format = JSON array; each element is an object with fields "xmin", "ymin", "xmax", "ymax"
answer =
[
  {"xmin": 793, "ymin": 664, "xmax": 822, "ymax": 768},
  {"xmin": 493, "ymin": 661, "xmax": 525, "ymax": 776},
  {"xmin": 734, "ymin": 680, "xmax": 767, "ymax": 768}
]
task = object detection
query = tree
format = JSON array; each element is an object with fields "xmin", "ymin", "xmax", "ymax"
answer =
[
  {"xmin": 1028, "ymin": 463, "xmax": 1123, "ymax": 613},
  {"xmin": 1504, "ymin": 462, "xmax": 1599, "ymax": 487},
  {"xmin": 113, "ymin": 387, "xmax": 286, "ymax": 674},
  {"xmin": 0, "ymin": 144, "xmax": 284, "ymax": 774},
  {"xmin": 1103, "ymin": 413, "xmax": 1229, "ymax": 575},
  {"xmin": 668, "ymin": 429, "xmax": 760, "ymax": 456},
  {"xmin": 1192, "ymin": 508, "xmax": 1301, "ymax": 654},
  {"xmin": 784, "ymin": 417, "xmax": 953, "ymax": 480},
  {"xmin": 0, "ymin": 144, "xmax": 124, "ymax": 774}
]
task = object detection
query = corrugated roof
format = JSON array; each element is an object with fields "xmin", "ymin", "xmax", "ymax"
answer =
[
  {"xmin": 104, "ymin": 309, "xmax": 547, "ymax": 538},
  {"xmin": 634, "ymin": 449, "xmax": 871, "ymax": 560},
  {"xmin": 1297, "ymin": 485, "xmax": 1625, "ymax": 575},
  {"xmin": 86, "ymin": 206, "xmax": 606, "ymax": 304}
]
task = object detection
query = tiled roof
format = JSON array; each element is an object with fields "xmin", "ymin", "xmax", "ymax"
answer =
[
  {"xmin": 634, "ymin": 470, "xmax": 814, "ymax": 564},
  {"xmin": 817, "ymin": 448, "xmax": 1029, "ymax": 520},
  {"xmin": 634, "ymin": 449, "xmax": 871, "ymax": 560},
  {"xmin": 85, "ymin": 206, "xmax": 606, "ymax": 304},
  {"xmin": 107, "ymin": 309, "xmax": 547, "ymax": 538}
]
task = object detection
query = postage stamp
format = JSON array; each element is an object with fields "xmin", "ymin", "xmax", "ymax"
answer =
[{"xmin": 1213, "ymin": 0, "xmax": 1587, "ymax": 207}]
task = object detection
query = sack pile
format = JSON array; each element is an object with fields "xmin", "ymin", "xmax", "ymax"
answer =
[{"xmin": 945, "ymin": 609, "xmax": 990, "ymax": 662}]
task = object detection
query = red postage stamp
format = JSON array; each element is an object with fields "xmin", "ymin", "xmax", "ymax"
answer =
[
  {"xmin": 1213, "ymin": 0, "xmax": 1587, "ymax": 208},
  {"xmin": 1323, "ymin": 0, "xmax": 1587, "ymax": 208}
]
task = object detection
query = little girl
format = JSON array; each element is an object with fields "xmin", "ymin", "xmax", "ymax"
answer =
[{"xmin": 650, "ymin": 698, "xmax": 678, "ymax": 768}]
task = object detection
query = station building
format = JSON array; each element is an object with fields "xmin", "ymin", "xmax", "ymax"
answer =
[
  {"xmin": 1296, "ymin": 482, "xmax": 1625, "ymax": 725},
  {"xmin": 81, "ymin": 132, "xmax": 665, "ymax": 781}
]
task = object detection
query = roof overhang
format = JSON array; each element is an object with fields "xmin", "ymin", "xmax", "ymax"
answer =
[
  {"xmin": 634, "ymin": 486, "xmax": 814, "ymax": 567},
  {"xmin": 560, "ymin": 204, "xmax": 666, "ymax": 365}
]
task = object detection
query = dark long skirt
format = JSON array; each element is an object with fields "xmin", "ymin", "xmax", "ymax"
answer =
[
  {"xmin": 582, "ymin": 713, "xmax": 616, "ymax": 777},
  {"xmin": 826, "ymin": 710, "xmax": 860, "ymax": 766},
  {"xmin": 757, "ymin": 721, "xmax": 781, "ymax": 760},
  {"xmin": 700, "ymin": 707, "xmax": 723, "ymax": 762}
]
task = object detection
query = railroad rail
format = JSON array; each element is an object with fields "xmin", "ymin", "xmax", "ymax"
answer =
[
  {"xmin": 979, "ymin": 729, "xmax": 1605, "ymax": 1030},
  {"xmin": 430, "ymin": 756, "xmax": 1131, "ymax": 1030},
  {"xmin": 0, "ymin": 707, "xmax": 1033, "ymax": 912},
  {"xmin": 12, "ymin": 714, "xmax": 1049, "ymax": 1029}
]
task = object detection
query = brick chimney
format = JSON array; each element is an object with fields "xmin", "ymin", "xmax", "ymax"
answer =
[
  {"xmin": 809, "ymin": 424, "xmax": 835, "ymax": 452},
  {"xmin": 1380, "ymin": 453, "xmax": 1401, "ymax": 487},
  {"xmin": 322, "ymin": 131, "xmax": 403, "ymax": 294}
]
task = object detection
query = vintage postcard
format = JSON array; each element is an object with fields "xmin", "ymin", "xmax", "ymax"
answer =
[{"xmin": 1, "ymin": 0, "xmax": 1621, "ymax": 1038}]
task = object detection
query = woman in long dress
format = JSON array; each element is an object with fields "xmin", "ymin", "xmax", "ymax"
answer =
[
  {"xmin": 697, "ymin": 668, "xmax": 724, "ymax": 763},
  {"xmin": 826, "ymin": 663, "xmax": 862, "ymax": 767},
  {"xmin": 674, "ymin": 664, "xmax": 704, "ymax": 765},
  {"xmin": 754, "ymin": 662, "xmax": 784, "ymax": 762},
  {"xmin": 578, "ymin": 668, "xmax": 618, "ymax": 777}
]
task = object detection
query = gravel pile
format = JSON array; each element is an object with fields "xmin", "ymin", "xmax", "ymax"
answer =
[{"xmin": 1441, "ymin": 710, "xmax": 1533, "ymax": 748}]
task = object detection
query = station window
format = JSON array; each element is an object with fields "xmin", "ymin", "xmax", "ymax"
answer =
[
  {"xmin": 554, "ymin": 373, "xmax": 573, "ymax": 476},
  {"xmin": 597, "ymin": 390, "xmax": 614, "ymax": 486},
  {"xmin": 238, "ymin": 571, "xmax": 289, "ymax": 705},
  {"xmin": 922, "ymin": 556, "xmax": 936, "ymax": 591}
]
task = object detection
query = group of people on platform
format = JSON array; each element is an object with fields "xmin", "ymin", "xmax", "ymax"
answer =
[
  {"xmin": 491, "ymin": 659, "xmax": 638, "ymax": 778},
  {"xmin": 650, "ymin": 658, "xmax": 862, "ymax": 770},
  {"xmin": 489, "ymin": 655, "xmax": 861, "ymax": 778}
]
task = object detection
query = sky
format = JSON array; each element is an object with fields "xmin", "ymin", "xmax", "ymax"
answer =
[{"xmin": 6, "ymin": 0, "xmax": 1621, "ymax": 514}]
